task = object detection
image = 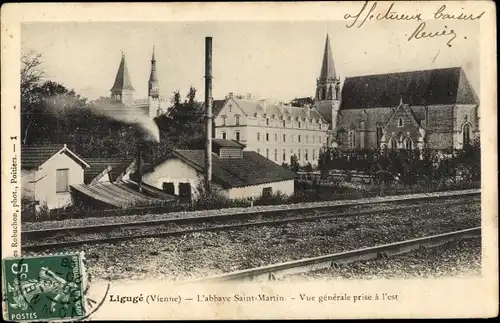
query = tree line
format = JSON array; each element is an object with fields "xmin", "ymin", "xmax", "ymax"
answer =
[{"xmin": 21, "ymin": 51, "xmax": 205, "ymax": 162}]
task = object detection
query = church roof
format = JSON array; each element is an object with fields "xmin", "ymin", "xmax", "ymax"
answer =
[
  {"xmin": 110, "ymin": 53, "xmax": 135, "ymax": 92},
  {"xmin": 340, "ymin": 67, "xmax": 479, "ymax": 110},
  {"xmin": 319, "ymin": 34, "xmax": 337, "ymax": 81}
]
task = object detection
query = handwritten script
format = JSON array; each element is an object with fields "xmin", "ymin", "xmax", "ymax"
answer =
[{"xmin": 344, "ymin": 2, "xmax": 485, "ymax": 47}]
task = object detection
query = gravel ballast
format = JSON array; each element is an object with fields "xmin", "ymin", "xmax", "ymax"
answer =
[
  {"xmin": 284, "ymin": 237, "xmax": 481, "ymax": 280},
  {"xmin": 24, "ymin": 200, "xmax": 480, "ymax": 282}
]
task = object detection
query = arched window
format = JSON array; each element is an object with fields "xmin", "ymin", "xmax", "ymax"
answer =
[
  {"xmin": 398, "ymin": 118, "xmax": 404, "ymax": 127},
  {"xmin": 404, "ymin": 137, "xmax": 413, "ymax": 150},
  {"xmin": 389, "ymin": 137, "xmax": 397, "ymax": 150},
  {"xmin": 463, "ymin": 124, "xmax": 471, "ymax": 146}
]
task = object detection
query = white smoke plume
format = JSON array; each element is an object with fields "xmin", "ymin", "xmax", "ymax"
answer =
[{"xmin": 46, "ymin": 95, "xmax": 160, "ymax": 143}]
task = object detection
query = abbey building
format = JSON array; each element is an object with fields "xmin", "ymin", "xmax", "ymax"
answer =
[
  {"xmin": 313, "ymin": 35, "xmax": 480, "ymax": 151},
  {"xmin": 110, "ymin": 47, "xmax": 170, "ymax": 118}
]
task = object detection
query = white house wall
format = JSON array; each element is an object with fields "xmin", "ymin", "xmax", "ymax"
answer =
[
  {"xmin": 21, "ymin": 152, "xmax": 85, "ymax": 209},
  {"xmin": 141, "ymin": 158, "xmax": 202, "ymax": 197}
]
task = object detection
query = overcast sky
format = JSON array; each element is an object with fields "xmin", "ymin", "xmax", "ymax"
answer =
[{"xmin": 21, "ymin": 20, "xmax": 479, "ymax": 102}]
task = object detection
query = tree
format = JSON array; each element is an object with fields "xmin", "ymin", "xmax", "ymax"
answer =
[
  {"xmin": 21, "ymin": 51, "xmax": 45, "ymax": 144},
  {"xmin": 290, "ymin": 155, "xmax": 300, "ymax": 172}
]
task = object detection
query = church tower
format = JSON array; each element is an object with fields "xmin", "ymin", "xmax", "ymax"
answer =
[
  {"xmin": 110, "ymin": 51, "xmax": 135, "ymax": 107},
  {"xmin": 148, "ymin": 46, "xmax": 160, "ymax": 99},
  {"xmin": 314, "ymin": 34, "xmax": 341, "ymax": 133}
]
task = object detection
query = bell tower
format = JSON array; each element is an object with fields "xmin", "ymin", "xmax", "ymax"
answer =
[
  {"xmin": 314, "ymin": 34, "xmax": 341, "ymax": 131},
  {"xmin": 148, "ymin": 45, "xmax": 160, "ymax": 99},
  {"xmin": 110, "ymin": 51, "xmax": 135, "ymax": 106}
]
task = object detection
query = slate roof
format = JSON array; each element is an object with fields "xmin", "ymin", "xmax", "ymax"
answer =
[
  {"xmin": 146, "ymin": 149, "xmax": 297, "ymax": 189},
  {"xmin": 21, "ymin": 144, "xmax": 89, "ymax": 170},
  {"xmin": 319, "ymin": 34, "xmax": 337, "ymax": 81},
  {"xmin": 340, "ymin": 67, "xmax": 479, "ymax": 110},
  {"xmin": 212, "ymin": 138, "xmax": 245, "ymax": 148},
  {"xmin": 214, "ymin": 97, "xmax": 327, "ymax": 123},
  {"xmin": 83, "ymin": 158, "xmax": 135, "ymax": 184},
  {"xmin": 110, "ymin": 54, "xmax": 135, "ymax": 92}
]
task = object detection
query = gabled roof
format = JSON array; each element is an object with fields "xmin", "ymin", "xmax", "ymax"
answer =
[
  {"xmin": 319, "ymin": 34, "xmax": 337, "ymax": 81},
  {"xmin": 146, "ymin": 149, "xmax": 297, "ymax": 189},
  {"xmin": 21, "ymin": 144, "xmax": 90, "ymax": 170},
  {"xmin": 340, "ymin": 67, "xmax": 479, "ymax": 110},
  {"xmin": 83, "ymin": 158, "xmax": 136, "ymax": 184},
  {"xmin": 385, "ymin": 100, "xmax": 421, "ymax": 129},
  {"xmin": 110, "ymin": 53, "xmax": 135, "ymax": 93}
]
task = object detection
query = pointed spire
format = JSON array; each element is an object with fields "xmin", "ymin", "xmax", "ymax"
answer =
[
  {"xmin": 110, "ymin": 51, "xmax": 135, "ymax": 92},
  {"xmin": 319, "ymin": 34, "xmax": 337, "ymax": 81},
  {"xmin": 149, "ymin": 45, "xmax": 158, "ymax": 84}
]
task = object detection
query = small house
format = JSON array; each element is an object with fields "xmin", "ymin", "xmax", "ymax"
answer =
[
  {"xmin": 141, "ymin": 139, "xmax": 297, "ymax": 200},
  {"xmin": 21, "ymin": 144, "xmax": 90, "ymax": 210}
]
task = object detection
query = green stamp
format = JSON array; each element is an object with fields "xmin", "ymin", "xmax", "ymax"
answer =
[{"xmin": 2, "ymin": 253, "xmax": 86, "ymax": 322}]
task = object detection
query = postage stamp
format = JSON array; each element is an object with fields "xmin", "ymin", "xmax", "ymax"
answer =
[{"xmin": 2, "ymin": 253, "xmax": 86, "ymax": 322}]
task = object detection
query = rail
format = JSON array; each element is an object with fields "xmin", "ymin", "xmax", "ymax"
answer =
[{"xmin": 185, "ymin": 227, "xmax": 481, "ymax": 283}]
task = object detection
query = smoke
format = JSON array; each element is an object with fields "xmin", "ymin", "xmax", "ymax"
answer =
[{"xmin": 46, "ymin": 95, "xmax": 160, "ymax": 143}]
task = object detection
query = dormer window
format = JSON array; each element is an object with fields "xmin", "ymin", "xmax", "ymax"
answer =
[
  {"xmin": 228, "ymin": 104, "xmax": 232, "ymax": 112},
  {"xmin": 221, "ymin": 116, "xmax": 227, "ymax": 126},
  {"xmin": 282, "ymin": 120, "xmax": 286, "ymax": 127},
  {"xmin": 235, "ymin": 115, "xmax": 240, "ymax": 125},
  {"xmin": 266, "ymin": 118, "xmax": 269, "ymax": 126},
  {"xmin": 398, "ymin": 118, "xmax": 404, "ymax": 127},
  {"xmin": 298, "ymin": 121, "xmax": 301, "ymax": 128}
]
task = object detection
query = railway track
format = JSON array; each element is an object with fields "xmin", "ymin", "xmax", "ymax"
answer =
[
  {"xmin": 184, "ymin": 227, "xmax": 481, "ymax": 283},
  {"xmin": 22, "ymin": 193, "xmax": 479, "ymax": 252}
]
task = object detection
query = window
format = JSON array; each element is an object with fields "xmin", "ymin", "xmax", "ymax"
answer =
[
  {"xmin": 305, "ymin": 135, "xmax": 308, "ymax": 143},
  {"xmin": 282, "ymin": 120, "xmax": 286, "ymax": 127},
  {"xmin": 283, "ymin": 134, "xmax": 286, "ymax": 142},
  {"xmin": 262, "ymin": 187, "xmax": 272, "ymax": 196},
  {"xmin": 390, "ymin": 138, "xmax": 397, "ymax": 150},
  {"xmin": 298, "ymin": 135, "xmax": 301, "ymax": 143},
  {"xmin": 222, "ymin": 132, "xmax": 227, "ymax": 139},
  {"xmin": 298, "ymin": 149, "xmax": 301, "ymax": 160},
  {"xmin": 162, "ymin": 182, "xmax": 175, "ymax": 194},
  {"xmin": 266, "ymin": 133, "xmax": 269, "ymax": 141},
  {"xmin": 298, "ymin": 121, "xmax": 301, "ymax": 128},
  {"xmin": 313, "ymin": 150, "xmax": 317, "ymax": 160},
  {"xmin": 404, "ymin": 137, "xmax": 413, "ymax": 150},
  {"xmin": 305, "ymin": 149, "xmax": 309, "ymax": 161},
  {"xmin": 266, "ymin": 118, "xmax": 270, "ymax": 126},
  {"xmin": 257, "ymin": 133, "xmax": 260, "ymax": 141},
  {"xmin": 257, "ymin": 148, "xmax": 261, "ymax": 154},
  {"xmin": 282, "ymin": 149, "xmax": 286, "ymax": 162},
  {"xmin": 235, "ymin": 131, "xmax": 240, "ymax": 142},
  {"xmin": 349, "ymin": 130, "xmax": 356, "ymax": 149},
  {"xmin": 376, "ymin": 126, "xmax": 383, "ymax": 148},
  {"xmin": 228, "ymin": 104, "xmax": 232, "ymax": 112},
  {"xmin": 319, "ymin": 136, "xmax": 322, "ymax": 144},
  {"xmin": 56, "ymin": 169, "xmax": 69, "ymax": 193},
  {"xmin": 235, "ymin": 115, "xmax": 240, "ymax": 125},
  {"xmin": 463, "ymin": 124, "xmax": 471, "ymax": 146},
  {"xmin": 266, "ymin": 149, "xmax": 269, "ymax": 159},
  {"xmin": 312, "ymin": 136, "xmax": 315, "ymax": 144},
  {"xmin": 274, "ymin": 133, "xmax": 278, "ymax": 142},
  {"xmin": 221, "ymin": 116, "xmax": 226, "ymax": 126},
  {"xmin": 274, "ymin": 149, "xmax": 278, "ymax": 161},
  {"xmin": 398, "ymin": 117, "xmax": 404, "ymax": 127}
]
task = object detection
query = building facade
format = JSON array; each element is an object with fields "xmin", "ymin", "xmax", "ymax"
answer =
[
  {"xmin": 311, "ymin": 34, "xmax": 480, "ymax": 151},
  {"xmin": 141, "ymin": 139, "xmax": 297, "ymax": 200},
  {"xmin": 110, "ymin": 48, "xmax": 170, "ymax": 118},
  {"xmin": 212, "ymin": 95, "xmax": 329, "ymax": 166}
]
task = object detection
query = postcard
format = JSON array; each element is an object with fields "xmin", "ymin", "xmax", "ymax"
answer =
[{"xmin": 1, "ymin": 1, "xmax": 498, "ymax": 320}]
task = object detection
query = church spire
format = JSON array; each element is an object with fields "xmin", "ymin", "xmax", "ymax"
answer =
[
  {"xmin": 110, "ymin": 51, "xmax": 135, "ymax": 106},
  {"xmin": 319, "ymin": 34, "xmax": 337, "ymax": 81},
  {"xmin": 148, "ymin": 45, "xmax": 159, "ymax": 99}
]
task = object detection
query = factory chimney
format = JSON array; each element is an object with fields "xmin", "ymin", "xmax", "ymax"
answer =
[{"xmin": 204, "ymin": 37, "xmax": 213, "ymax": 193}]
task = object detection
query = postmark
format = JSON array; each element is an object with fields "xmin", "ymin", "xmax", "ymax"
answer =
[{"xmin": 2, "ymin": 253, "xmax": 86, "ymax": 322}]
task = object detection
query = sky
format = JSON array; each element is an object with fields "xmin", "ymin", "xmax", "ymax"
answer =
[{"xmin": 21, "ymin": 20, "xmax": 480, "ymax": 102}]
